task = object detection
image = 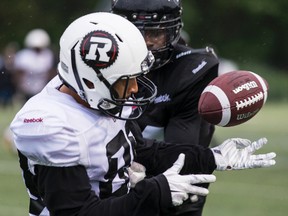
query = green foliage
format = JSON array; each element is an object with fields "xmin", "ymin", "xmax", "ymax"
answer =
[
  {"xmin": 181, "ymin": 0, "xmax": 288, "ymax": 101},
  {"xmin": 0, "ymin": 0, "xmax": 287, "ymax": 71},
  {"xmin": 181, "ymin": 0, "xmax": 288, "ymax": 70},
  {"xmin": 0, "ymin": 0, "xmax": 100, "ymax": 50}
]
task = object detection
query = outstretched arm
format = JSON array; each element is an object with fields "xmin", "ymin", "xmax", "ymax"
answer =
[
  {"xmin": 36, "ymin": 164, "xmax": 172, "ymax": 216},
  {"xmin": 133, "ymin": 116, "xmax": 275, "ymax": 175}
]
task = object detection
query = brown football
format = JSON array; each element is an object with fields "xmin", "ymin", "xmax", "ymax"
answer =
[{"xmin": 198, "ymin": 70, "xmax": 268, "ymax": 127}]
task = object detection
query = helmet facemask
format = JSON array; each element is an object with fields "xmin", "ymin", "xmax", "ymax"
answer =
[
  {"xmin": 136, "ymin": 15, "xmax": 182, "ymax": 69},
  {"xmin": 98, "ymin": 74, "xmax": 157, "ymax": 120},
  {"xmin": 98, "ymin": 51, "xmax": 156, "ymax": 120}
]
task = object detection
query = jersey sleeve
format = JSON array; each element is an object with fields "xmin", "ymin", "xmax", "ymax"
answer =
[
  {"xmin": 35, "ymin": 164, "xmax": 172, "ymax": 216},
  {"xmin": 130, "ymin": 121, "xmax": 216, "ymax": 176},
  {"xmin": 10, "ymin": 104, "xmax": 81, "ymax": 167}
]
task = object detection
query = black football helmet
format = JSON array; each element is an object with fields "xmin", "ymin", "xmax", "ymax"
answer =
[{"xmin": 111, "ymin": 0, "xmax": 183, "ymax": 69}]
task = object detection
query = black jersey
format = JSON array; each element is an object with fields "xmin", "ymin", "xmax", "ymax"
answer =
[{"xmin": 137, "ymin": 44, "xmax": 219, "ymax": 147}]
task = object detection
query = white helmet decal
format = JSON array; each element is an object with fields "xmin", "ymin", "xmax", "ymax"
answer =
[{"xmin": 80, "ymin": 30, "xmax": 119, "ymax": 70}]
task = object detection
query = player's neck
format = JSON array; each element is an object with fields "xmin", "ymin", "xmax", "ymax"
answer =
[{"xmin": 59, "ymin": 85, "xmax": 90, "ymax": 108}]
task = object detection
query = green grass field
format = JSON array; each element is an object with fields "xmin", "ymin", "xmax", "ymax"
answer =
[
  {"xmin": 0, "ymin": 102, "xmax": 287, "ymax": 216},
  {"xmin": 204, "ymin": 102, "xmax": 288, "ymax": 216}
]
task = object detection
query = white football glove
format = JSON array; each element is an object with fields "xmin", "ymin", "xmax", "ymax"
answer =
[
  {"xmin": 211, "ymin": 137, "xmax": 276, "ymax": 171},
  {"xmin": 127, "ymin": 162, "xmax": 146, "ymax": 188},
  {"xmin": 163, "ymin": 153, "xmax": 216, "ymax": 206}
]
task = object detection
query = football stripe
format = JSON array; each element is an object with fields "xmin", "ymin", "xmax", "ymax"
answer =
[
  {"xmin": 203, "ymin": 85, "xmax": 231, "ymax": 126},
  {"xmin": 250, "ymin": 72, "xmax": 268, "ymax": 103}
]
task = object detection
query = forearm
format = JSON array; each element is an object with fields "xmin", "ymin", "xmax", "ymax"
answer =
[
  {"xmin": 78, "ymin": 176, "xmax": 171, "ymax": 216},
  {"xmin": 129, "ymin": 120, "xmax": 216, "ymax": 175},
  {"xmin": 36, "ymin": 165, "xmax": 171, "ymax": 216},
  {"xmin": 135, "ymin": 141, "xmax": 216, "ymax": 176}
]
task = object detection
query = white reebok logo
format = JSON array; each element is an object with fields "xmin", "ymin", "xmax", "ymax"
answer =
[{"xmin": 192, "ymin": 60, "xmax": 207, "ymax": 74}]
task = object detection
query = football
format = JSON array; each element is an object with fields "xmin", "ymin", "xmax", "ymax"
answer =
[{"xmin": 198, "ymin": 70, "xmax": 268, "ymax": 127}]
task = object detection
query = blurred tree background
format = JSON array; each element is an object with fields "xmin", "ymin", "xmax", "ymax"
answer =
[
  {"xmin": 0, "ymin": 0, "xmax": 287, "ymax": 100},
  {"xmin": 0, "ymin": 0, "xmax": 100, "ymax": 50},
  {"xmin": 182, "ymin": 0, "xmax": 288, "ymax": 70}
]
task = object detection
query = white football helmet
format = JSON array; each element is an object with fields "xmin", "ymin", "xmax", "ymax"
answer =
[
  {"xmin": 24, "ymin": 29, "xmax": 51, "ymax": 48},
  {"xmin": 58, "ymin": 12, "xmax": 157, "ymax": 119}
]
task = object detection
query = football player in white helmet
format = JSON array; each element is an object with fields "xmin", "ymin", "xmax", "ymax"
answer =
[
  {"xmin": 57, "ymin": 11, "xmax": 156, "ymax": 120},
  {"xmin": 10, "ymin": 12, "xmax": 276, "ymax": 216}
]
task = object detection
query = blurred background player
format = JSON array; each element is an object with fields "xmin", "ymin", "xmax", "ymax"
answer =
[
  {"xmin": 0, "ymin": 42, "xmax": 18, "ymax": 108},
  {"xmin": 1, "ymin": 29, "xmax": 56, "ymax": 153},
  {"xmin": 13, "ymin": 28, "xmax": 56, "ymax": 103},
  {"xmin": 0, "ymin": 42, "xmax": 18, "ymax": 153},
  {"xmin": 111, "ymin": 0, "xmax": 219, "ymax": 215}
]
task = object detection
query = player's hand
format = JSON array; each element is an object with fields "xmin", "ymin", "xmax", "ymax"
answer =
[
  {"xmin": 127, "ymin": 162, "xmax": 146, "ymax": 188},
  {"xmin": 163, "ymin": 153, "xmax": 216, "ymax": 206},
  {"xmin": 211, "ymin": 137, "xmax": 276, "ymax": 171}
]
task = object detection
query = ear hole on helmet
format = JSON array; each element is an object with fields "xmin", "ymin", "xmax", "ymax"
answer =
[{"xmin": 83, "ymin": 78, "xmax": 94, "ymax": 89}]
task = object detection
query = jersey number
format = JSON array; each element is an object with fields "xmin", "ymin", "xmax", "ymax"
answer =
[{"xmin": 99, "ymin": 130, "xmax": 132, "ymax": 198}]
